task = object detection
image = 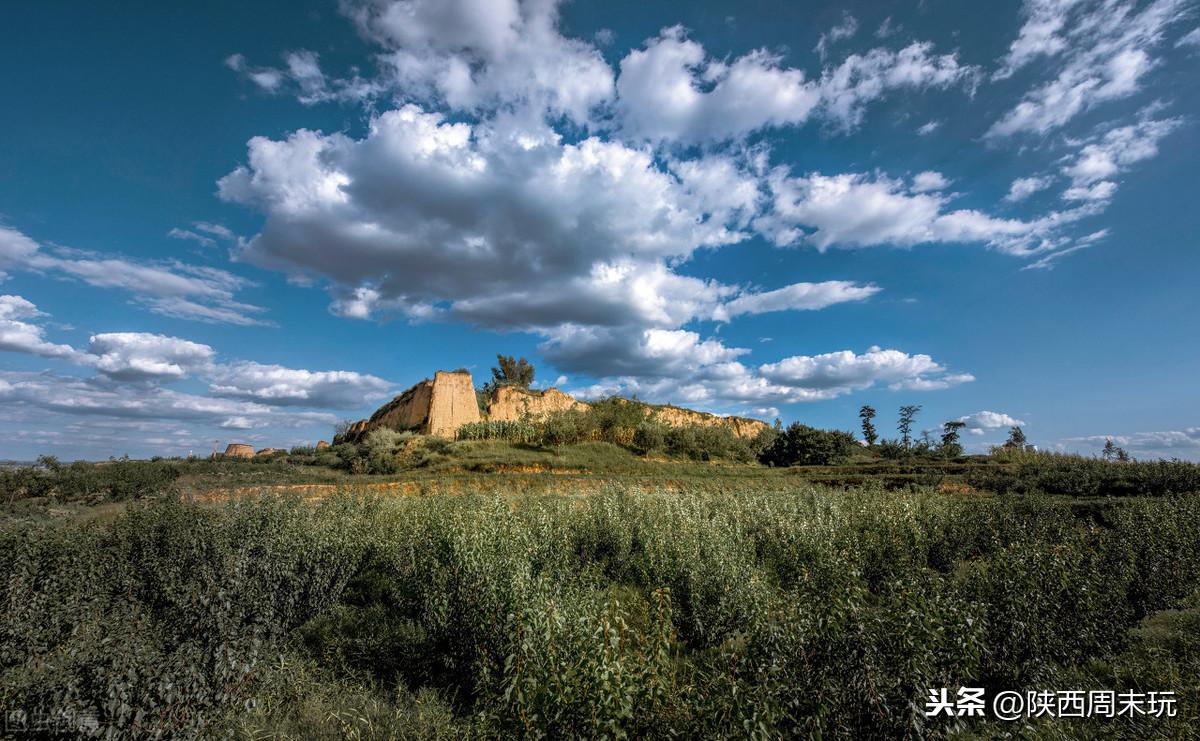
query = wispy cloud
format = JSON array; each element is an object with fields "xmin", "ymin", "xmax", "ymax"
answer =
[
  {"xmin": 1, "ymin": 225, "xmax": 269, "ymax": 325},
  {"xmin": 815, "ymin": 12, "xmax": 859, "ymax": 60},
  {"xmin": 989, "ymin": 0, "xmax": 1190, "ymax": 137},
  {"xmin": 168, "ymin": 221, "xmax": 236, "ymax": 248}
]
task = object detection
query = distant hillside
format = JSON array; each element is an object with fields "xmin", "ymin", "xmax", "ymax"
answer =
[{"xmin": 334, "ymin": 369, "xmax": 769, "ymax": 444}]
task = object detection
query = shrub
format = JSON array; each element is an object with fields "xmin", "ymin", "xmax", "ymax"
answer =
[
  {"xmin": 538, "ymin": 409, "xmax": 587, "ymax": 447},
  {"xmin": 747, "ymin": 425, "xmax": 780, "ymax": 459},
  {"xmin": 875, "ymin": 437, "xmax": 907, "ymax": 460},
  {"xmin": 759, "ymin": 423, "xmax": 858, "ymax": 466},
  {"xmin": 663, "ymin": 424, "xmax": 753, "ymax": 462},
  {"xmin": 448, "ymin": 400, "xmax": 762, "ymax": 463},
  {"xmin": 0, "ymin": 494, "xmax": 371, "ymax": 736},
  {"xmin": 314, "ymin": 452, "xmax": 342, "ymax": 468},
  {"xmin": 587, "ymin": 397, "xmax": 649, "ymax": 447},
  {"xmin": 968, "ymin": 450, "xmax": 1200, "ymax": 497},
  {"xmin": 0, "ymin": 457, "xmax": 181, "ymax": 503},
  {"xmin": 365, "ymin": 428, "xmax": 413, "ymax": 474},
  {"xmin": 633, "ymin": 421, "xmax": 668, "ymax": 453},
  {"xmin": 3, "ymin": 486, "xmax": 1200, "ymax": 737},
  {"xmin": 481, "ymin": 586, "xmax": 681, "ymax": 738}
]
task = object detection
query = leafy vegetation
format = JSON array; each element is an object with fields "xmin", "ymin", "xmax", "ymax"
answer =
[
  {"xmin": 969, "ymin": 447, "xmax": 1200, "ymax": 497},
  {"xmin": 938, "ymin": 420, "xmax": 966, "ymax": 458},
  {"xmin": 6, "ymin": 429, "xmax": 1200, "ymax": 509},
  {"xmin": 5, "ymin": 396, "xmax": 1200, "ymax": 736},
  {"xmin": 1004, "ymin": 425, "xmax": 1027, "ymax": 449},
  {"xmin": 898, "ymin": 404, "xmax": 922, "ymax": 450},
  {"xmin": 482, "ymin": 354, "xmax": 536, "ymax": 395},
  {"xmin": 456, "ymin": 420, "xmax": 541, "ymax": 444},
  {"xmin": 454, "ymin": 398, "xmax": 764, "ymax": 463},
  {"xmin": 759, "ymin": 422, "xmax": 858, "ymax": 466},
  {"xmin": 2, "ymin": 486, "xmax": 1198, "ymax": 738},
  {"xmin": 0, "ymin": 456, "xmax": 181, "ymax": 504},
  {"xmin": 858, "ymin": 404, "xmax": 878, "ymax": 446}
]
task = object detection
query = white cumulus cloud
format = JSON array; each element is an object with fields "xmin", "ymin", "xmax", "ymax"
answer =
[
  {"xmin": 346, "ymin": 0, "xmax": 614, "ymax": 123},
  {"xmin": 86, "ymin": 333, "xmax": 216, "ymax": 382},
  {"xmin": 0, "ymin": 295, "xmax": 82, "ymax": 361},
  {"xmin": 756, "ymin": 170, "xmax": 1094, "ymax": 256},
  {"xmin": 1005, "ymin": 175, "xmax": 1055, "ymax": 202},
  {"xmin": 958, "ymin": 410, "xmax": 1027, "ymax": 435},
  {"xmin": 615, "ymin": 26, "xmax": 820, "ymax": 144},
  {"xmin": 714, "ymin": 281, "xmax": 880, "ymax": 321},
  {"xmin": 208, "ymin": 362, "xmax": 393, "ymax": 407},
  {"xmin": 0, "ymin": 370, "xmax": 335, "ymax": 430}
]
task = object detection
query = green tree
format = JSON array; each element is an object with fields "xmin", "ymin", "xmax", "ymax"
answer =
[
  {"xmin": 939, "ymin": 420, "xmax": 966, "ymax": 458},
  {"xmin": 859, "ymin": 405, "xmax": 878, "ymax": 446},
  {"xmin": 759, "ymin": 423, "xmax": 858, "ymax": 467},
  {"xmin": 1100, "ymin": 438, "xmax": 1131, "ymax": 462},
  {"xmin": 897, "ymin": 405, "xmax": 921, "ymax": 450},
  {"xmin": 487, "ymin": 354, "xmax": 535, "ymax": 392},
  {"xmin": 364, "ymin": 428, "xmax": 408, "ymax": 474},
  {"xmin": 1004, "ymin": 426, "xmax": 1027, "ymax": 449}
]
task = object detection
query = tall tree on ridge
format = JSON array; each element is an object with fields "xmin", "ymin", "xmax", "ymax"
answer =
[
  {"xmin": 940, "ymin": 420, "xmax": 966, "ymax": 457},
  {"xmin": 488, "ymin": 354, "xmax": 535, "ymax": 392},
  {"xmin": 859, "ymin": 405, "xmax": 878, "ymax": 446},
  {"xmin": 898, "ymin": 405, "xmax": 921, "ymax": 450}
]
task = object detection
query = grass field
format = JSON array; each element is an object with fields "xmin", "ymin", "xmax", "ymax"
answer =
[{"xmin": 2, "ymin": 445, "xmax": 1199, "ymax": 738}]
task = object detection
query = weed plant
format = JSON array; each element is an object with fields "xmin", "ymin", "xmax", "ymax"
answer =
[{"xmin": 2, "ymin": 485, "xmax": 1198, "ymax": 738}]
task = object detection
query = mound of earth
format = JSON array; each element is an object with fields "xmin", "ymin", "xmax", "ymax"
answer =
[
  {"xmin": 335, "ymin": 368, "xmax": 769, "ymax": 443},
  {"xmin": 487, "ymin": 385, "xmax": 588, "ymax": 422},
  {"xmin": 643, "ymin": 403, "xmax": 769, "ymax": 439},
  {"xmin": 335, "ymin": 370, "xmax": 480, "ymax": 443}
]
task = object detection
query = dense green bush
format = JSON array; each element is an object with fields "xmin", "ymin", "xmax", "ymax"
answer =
[
  {"xmin": 0, "ymin": 494, "xmax": 372, "ymax": 737},
  {"xmin": 747, "ymin": 424, "xmax": 781, "ymax": 459},
  {"xmin": 968, "ymin": 449, "xmax": 1200, "ymax": 497},
  {"xmin": 528, "ymin": 400, "xmax": 755, "ymax": 462},
  {"xmin": 759, "ymin": 423, "xmax": 859, "ymax": 466},
  {"xmin": 633, "ymin": 420, "xmax": 668, "ymax": 452},
  {"xmin": 586, "ymin": 397, "xmax": 651, "ymax": 445},
  {"xmin": 0, "ymin": 457, "xmax": 181, "ymax": 503},
  {"xmin": 875, "ymin": 437, "xmax": 908, "ymax": 460},
  {"xmin": 662, "ymin": 423, "xmax": 754, "ymax": 462},
  {"xmin": 3, "ymin": 487, "xmax": 1198, "ymax": 737},
  {"xmin": 537, "ymin": 407, "xmax": 587, "ymax": 448}
]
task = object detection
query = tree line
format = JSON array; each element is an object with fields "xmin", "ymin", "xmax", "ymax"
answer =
[{"xmin": 856, "ymin": 404, "xmax": 1032, "ymax": 460}]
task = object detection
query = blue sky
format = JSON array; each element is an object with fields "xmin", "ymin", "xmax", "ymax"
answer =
[{"xmin": 1, "ymin": 0, "xmax": 1197, "ymax": 460}]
